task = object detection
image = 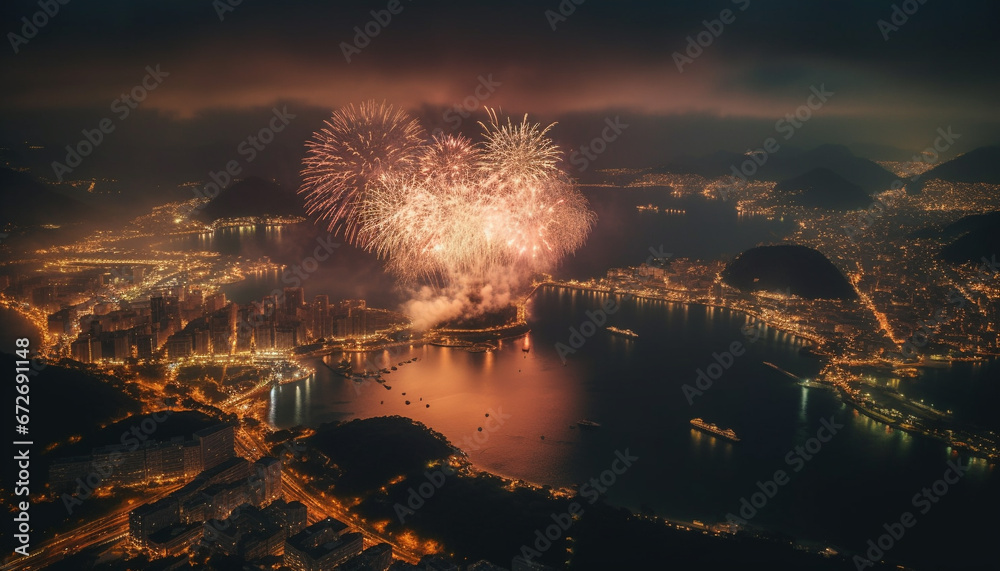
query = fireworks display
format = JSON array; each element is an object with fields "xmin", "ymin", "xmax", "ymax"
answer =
[
  {"xmin": 300, "ymin": 101, "xmax": 425, "ymax": 241},
  {"xmin": 300, "ymin": 101, "xmax": 596, "ymax": 328}
]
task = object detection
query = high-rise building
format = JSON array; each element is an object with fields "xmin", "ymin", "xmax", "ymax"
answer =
[
  {"xmin": 313, "ymin": 295, "xmax": 330, "ymax": 339},
  {"xmin": 205, "ymin": 292, "xmax": 227, "ymax": 312},
  {"xmin": 340, "ymin": 544, "xmax": 393, "ymax": 571},
  {"xmin": 275, "ymin": 325, "xmax": 298, "ymax": 350},
  {"xmin": 151, "ymin": 295, "xmax": 167, "ymax": 324},
  {"xmin": 92, "ymin": 444, "xmax": 146, "ymax": 484},
  {"xmin": 252, "ymin": 457, "xmax": 283, "ymax": 505},
  {"xmin": 129, "ymin": 498, "xmax": 180, "ymax": 548},
  {"xmin": 135, "ymin": 333, "xmax": 154, "ymax": 360},
  {"xmin": 254, "ymin": 323, "xmax": 276, "ymax": 350},
  {"xmin": 263, "ymin": 295, "xmax": 278, "ymax": 323},
  {"xmin": 193, "ymin": 328, "xmax": 211, "ymax": 355},
  {"xmin": 71, "ymin": 335, "xmax": 94, "ymax": 362},
  {"xmin": 200, "ymin": 481, "xmax": 250, "ymax": 521},
  {"xmin": 194, "ymin": 424, "xmax": 235, "ymax": 471},
  {"xmin": 183, "ymin": 440, "xmax": 204, "ymax": 478},
  {"xmin": 209, "ymin": 304, "xmax": 237, "ymax": 354},
  {"xmin": 144, "ymin": 440, "xmax": 187, "ymax": 481},
  {"xmin": 203, "ymin": 504, "xmax": 286, "ymax": 560},
  {"xmin": 146, "ymin": 523, "xmax": 203, "ymax": 557},
  {"xmin": 284, "ymin": 287, "xmax": 304, "ymax": 317},
  {"xmin": 167, "ymin": 332, "xmax": 193, "ymax": 359},
  {"xmin": 264, "ymin": 500, "xmax": 308, "ymax": 537},
  {"xmin": 284, "ymin": 518, "xmax": 362, "ymax": 571}
]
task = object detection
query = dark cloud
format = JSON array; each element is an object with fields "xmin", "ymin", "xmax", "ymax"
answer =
[{"xmin": 1, "ymin": 0, "xmax": 997, "ymax": 189}]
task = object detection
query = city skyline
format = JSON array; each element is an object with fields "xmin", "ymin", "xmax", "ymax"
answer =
[{"xmin": 2, "ymin": 1, "xmax": 999, "ymax": 570}]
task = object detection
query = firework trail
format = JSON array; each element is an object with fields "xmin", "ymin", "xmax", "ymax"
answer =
[
  {"xmin": 300, "ymin": 102, "xmax": 596, "ymax": 328},
  {"xmin": 300, "ymin": 101, "xmax": 424, "ymax": 240}
]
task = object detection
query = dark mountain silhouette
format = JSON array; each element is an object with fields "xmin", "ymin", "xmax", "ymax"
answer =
[
  {"xmin": 912, "ymin": 212, "xmax": 988, "ymax": 240},
  {"xmin": 848, "ymin": 142, "xmax": 917, "ymax": 162},
  {"xmin": 199, "ymin": 176, "xmax": 305, "ymax": 221},
  {"xmin": 908, "ymin": 146, "xmax": 1000, "ymax": 193},
  {"xmin": 656, "ymin": 145, "xmax": 896, "ymax": 194},
  {"xmin": 768, "ymin": 144, "xmax": 897, "ymax": 193},
  {"xmin": 940, "ymin": 211, "xmax": 1000, "ymax": 264},
  {"xmin": 723, "ymin": 244, "xmax": 857, "ymax": 300},
  {"xmin": 773, "ymin": 167, "xmax": 871, "ymax": 209},
  {"xmin": 942, "ymin": 211, "xmax": 1000, "ymax": 238},
  {"xmin": 0, "ymin": 168, "xmax": 92, "ymax": 227}
]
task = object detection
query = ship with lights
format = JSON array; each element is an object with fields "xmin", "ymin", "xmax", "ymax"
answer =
[
  {"xmin": 606, "ymin": 326, "xmax": 638, "ymax": 338},
  {"xmin": 690, "ymin": 418, "xmax": 740, "ymax": 442}
]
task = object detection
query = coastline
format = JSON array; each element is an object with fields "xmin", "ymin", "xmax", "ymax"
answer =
[{"xmin": 534, "ymin": 281, "xmax": 998, "ymax": 461}]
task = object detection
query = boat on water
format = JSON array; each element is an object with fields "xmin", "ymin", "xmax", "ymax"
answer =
[
  {"xmin": 577, "ymin": 420, "xmax": 602, "ymax": 429},
  {"xmin": 690, "ymin": 418, "xmax": 740, "ymax": 442},
  {"xmin": 334, "ymin": 358, "xmax": 353, "ymax": 378},
  {"xmin": 606, "ymin": 326, "xmax": 638, "ymax": 338}
]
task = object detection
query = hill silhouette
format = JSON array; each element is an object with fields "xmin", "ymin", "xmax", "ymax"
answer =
[
  {"xmin": 723, "ymin": 245, "xmax": 856, "ymax": 300},
  {"xmin": 0, "ymin": 168, "xmax": 92, "ymax": 227},
  {"xmin": 908, "ymin": 145, "xmax": 1000, "ymax": 193},
  {"xmin": 940, "ymin": 211, "xmax": 1000, "ymax": 265},
  {"xmin": 774, "ymin": 167, "xmax": 871, "ymax": 209},
  {"xmin": 306, "ymin": 416, "xmax": 453, "ymax": 495},
  {"xmin": 781, "ymin": 144, "xmax": 897, "ymax": 193},
  {"xmin": 656, "ymin": 145, "xmax": 896, "ymax": 194},
  {"xmin": 199, "ymin": 176, "xmax": 304, "ymax": 221}
]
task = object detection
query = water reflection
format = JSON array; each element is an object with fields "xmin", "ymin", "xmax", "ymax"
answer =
[{"xmin": 263, "ymin": 289, "xmax": 995, "ymax": 567}]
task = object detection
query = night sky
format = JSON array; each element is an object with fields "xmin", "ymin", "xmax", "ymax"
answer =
[{"xmin": 2, "ymin": 0, "xmax": 998, "ymax": 192}]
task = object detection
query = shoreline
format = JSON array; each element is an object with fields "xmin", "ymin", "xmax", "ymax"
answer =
[
  {"xmin": 537, "ymin": 281, "xmax": 998, "ymax": 461},
  {"xmin": 533, "ymin": 280, "xmax": 823, "ymax": 346}
]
